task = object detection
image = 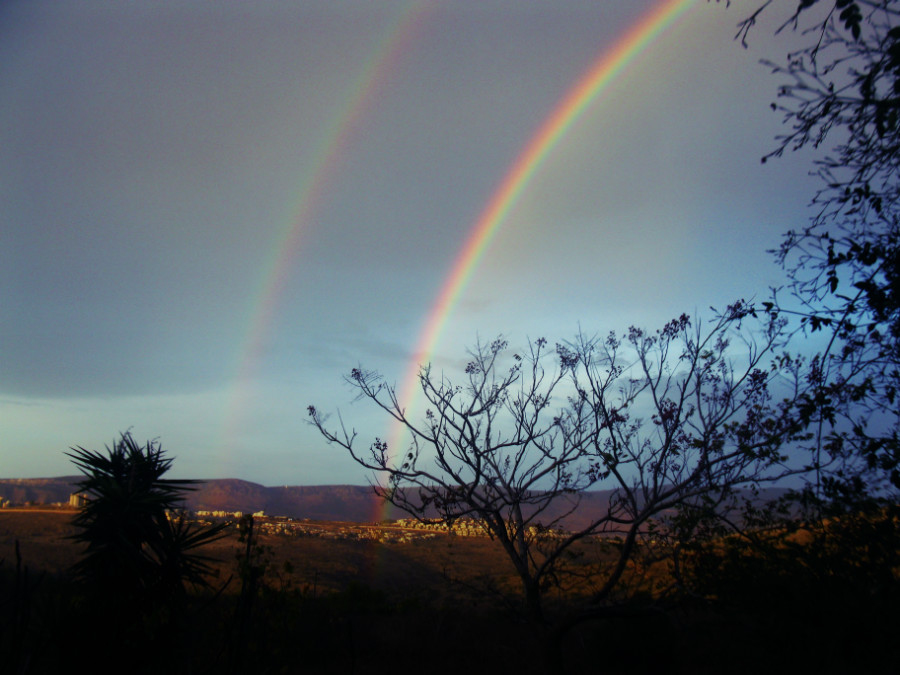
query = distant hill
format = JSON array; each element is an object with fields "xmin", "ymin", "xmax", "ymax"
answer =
[
  {"xmin": 0, "ymin": 477, "xmax": 387, "ymax": 522},
  {"xmin": 0, "ymin": 477, "xmax": 608, "ymax": 524},
  {"xmin": 0, "ymin": 477, "xmax": 83, "ymax": 506},
  {"xmin": 0, "ymin": 477, "xmax": 791, "ymax": 527},
  {"xmin": 190, "ymin": 480, "xmax": 387, "ymax": 522}
]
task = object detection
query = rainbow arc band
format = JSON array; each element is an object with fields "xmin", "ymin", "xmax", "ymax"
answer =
[
  {"xmin": 378, "ymin": 0, "xmax": 698, "ymax": 521},
  {"xmin": 223, "ymin": 5, "xmax": 433, "ymax": 459}
]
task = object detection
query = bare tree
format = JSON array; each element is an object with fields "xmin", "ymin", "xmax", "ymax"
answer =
[{"xmin": 308, "ymin": 302, "xmax": 804, "ymax": 625}]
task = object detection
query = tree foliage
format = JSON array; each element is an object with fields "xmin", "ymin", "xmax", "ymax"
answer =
[
  {"xmin": 309, "ymin": 304, "xmax": 805, "ymax": 624},
  {"xmin": 734, "ymin": 0, "xmax": 900, "ymax": 495}
]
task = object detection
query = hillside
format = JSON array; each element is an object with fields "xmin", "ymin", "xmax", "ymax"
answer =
[
  {"xmin": 0, "ymin": 477, "xmax": 789, "ymax": 527},
  {"xmin": 0, "ymin": 477, "xmax": 83, "ymax": 506},
  {"xmin": 0, "ymin": 477, "xmax": 385, "ymax": 522},
  {"xmin": 190, "ymin": 480, "xmax": 387, "ymax": 522},
  {"xmin": 0, "ymin": 477, "xmax": 609, "ymax": 524}
]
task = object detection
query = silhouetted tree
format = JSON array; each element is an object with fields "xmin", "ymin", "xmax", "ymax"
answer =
[
  {"xmin": 309, "ymin": 303, "xmax": 806, "ymax": 628},
  {"xmin": 653, "ymin": 6, "xmax": 900, "ymax": 652},
  {"xmin": 730, "ymin": 0, "xmax": 900, "ymax": 501}
]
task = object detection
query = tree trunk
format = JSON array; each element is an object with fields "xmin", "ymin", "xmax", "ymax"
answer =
[{"xmin": 524, "ymin": 579, "xmax": 544, "ymax": 624}]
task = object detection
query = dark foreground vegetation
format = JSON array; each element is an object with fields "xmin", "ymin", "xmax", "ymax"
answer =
[
  {"xmin": 0, "ymin": 504, "xmax": 900, "ymax": 673},
  {"xmin": 0, "ymin": 504, "xmax": 898, "ymax": 675}
]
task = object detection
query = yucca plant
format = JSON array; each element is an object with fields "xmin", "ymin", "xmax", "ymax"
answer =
[{"xmin": 66, "ymin": 432, "xmax": 227, "ymax": 604}]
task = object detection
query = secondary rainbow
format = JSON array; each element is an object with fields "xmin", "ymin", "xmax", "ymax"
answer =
[
  {"xmin": 222, "ymin": 4, "xmax": 432, "ymax": 457},
  {"xmin": 379, "ymin": 0, "xmax": 698, "ymax": 510}
]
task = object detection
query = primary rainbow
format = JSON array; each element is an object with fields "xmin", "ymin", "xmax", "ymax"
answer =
[
  {"xmin": 379, "ymin": 0, "xmax": 698, "ymax": 515},
  {"xmin": 222, "ymin": 3, "xmax": 432, "ymax": 457}
]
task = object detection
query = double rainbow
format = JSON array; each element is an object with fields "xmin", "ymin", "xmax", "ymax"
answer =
[{"xmin": 226, "ymin": 0, "xmax": 700, "ymax": 496}]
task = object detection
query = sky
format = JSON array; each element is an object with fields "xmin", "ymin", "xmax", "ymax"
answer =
[{"xmin": 2, "ymin": 0, "xmax": 823, "ymax": 485}]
